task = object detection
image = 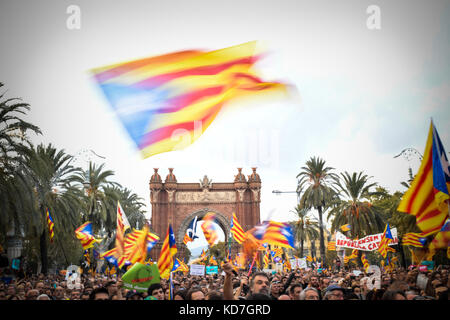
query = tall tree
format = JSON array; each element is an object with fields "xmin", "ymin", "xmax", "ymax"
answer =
[
  {"xmin": 21, "ymin": 144, "xmax": 83, "ymax": 274},
  {"xmin": 290, "ymin": 205, "xmax": 320, "ymax": 257},
  {"xmin": 296, "ymin": 156, "xmax": 338, "ymax": 267},
  {"xmin": 74, "ymin": 162, "xmax": 121, "ymax": 235},
  {"xmin": 327, "ymin": 172, "xmax": 386, "ymax": 239},
  {"xmin": 0, "ymin": 83, "xmax": 42, "ymax": 238}
]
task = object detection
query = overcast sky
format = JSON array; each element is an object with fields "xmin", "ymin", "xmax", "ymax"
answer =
[{"xmin": 1, "ymin": 0, "xmax": 449, "ymax": 247}]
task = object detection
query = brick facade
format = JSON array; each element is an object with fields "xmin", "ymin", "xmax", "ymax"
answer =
[{"xmin": 148, "ymin": 168, "xmax": 261, "ymax": 261}]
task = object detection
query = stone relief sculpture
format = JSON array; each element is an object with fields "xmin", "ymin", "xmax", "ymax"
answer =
[{"xmin": 176, "ymin": 191, "xmax": 236, "ymax": 203}]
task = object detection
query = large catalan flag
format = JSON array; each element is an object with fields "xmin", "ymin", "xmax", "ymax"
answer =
[
  {"xmin": 90, "ymin": 42, "xmax": 290, "ymax": 158},
  {"xmin": 398, "ymin": 121, "xmax": 450, "ymax": 236},
  {"xmin": 125, "ymin": 224, "xmax": 150, "ymax": 265},
  {"xmin": 230, "ymin": 213, "xmax": 245, "ymax": 244},
  {"xmin": 378, "ymin": 223, "xmax": 394, "ymax": 258},
  {"xmin": 124, "ymin": 228, "xmax": 159, "ymax": 254},
  {"xmin": 201, "ymin": 212, "xmax": 219, "ymax": 246},
  {"xmin": 46, "ymin": 209, "xmax": 55, "ymax": 243},
  {"xmin": 75, "ymin": 222, "xmax": 99, "ymax": 250},
  {"xmin": 157, "ymin": 225, "xmax": 177, "ymax": 279}
]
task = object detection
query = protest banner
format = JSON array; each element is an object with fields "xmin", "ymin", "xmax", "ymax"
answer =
[{"xmin": 335, "ymin": 228, "xmax": 398, "ymax": 251}]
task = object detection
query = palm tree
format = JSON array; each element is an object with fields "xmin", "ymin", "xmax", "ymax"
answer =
[
  {"xmin": 290, "ymin": 205, "xmax": 320, "ymax": 257},
  {"xmin": 327, "ymin": 172, "xmax": 386, "ymax": 239},
  {"xmin": 20, "ymin": 143, "xmax": 83, "ymax": 274},
  {"xmin": 0, "ymin": 82, "xmax": 42, "ymax": 175},
  {"xmin": 296, "ymin": 156, "xmax": 338, "ymax": 267},
  {"xmin": 0, "ymin": 83, "xmax": 42, "ymax": 239},
  {"xmin": 74, "ymin": 162, "xmax": 121, "ymax": 235}
]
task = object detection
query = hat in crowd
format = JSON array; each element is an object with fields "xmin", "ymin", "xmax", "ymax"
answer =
[{"xmin": 326, "ymin": 284, "xmax": 345, "ymax": 293}]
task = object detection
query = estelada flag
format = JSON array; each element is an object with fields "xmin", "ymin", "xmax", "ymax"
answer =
[
  {"xmin": 398, "ymin": 121, "xmax": 450, "ymax": 236},
  {"xmin": 90, "ymin": 42, "xmax": 292, "ymax": 159},
  {"xmin": 157, "ymin": 225, "xmax": 177, "ymax": 279}
]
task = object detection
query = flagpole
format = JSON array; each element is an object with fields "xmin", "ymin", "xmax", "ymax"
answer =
[{"xmin": 247, "ymin": 253, "xmax": 257, "ymax": 277}]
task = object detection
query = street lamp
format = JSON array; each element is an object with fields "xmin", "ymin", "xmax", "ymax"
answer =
[
  {"xmin": 272, "ymin": 190, "xmax": 297, "ymax": 194},
  {"xmin": 272, "ymin": 189, "xmax": 299, "ymax": 203}
]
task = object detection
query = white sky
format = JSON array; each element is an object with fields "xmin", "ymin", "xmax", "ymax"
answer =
[{"xmin": 1, "ymin": 0, "xmax": 449, "ymax": 249}]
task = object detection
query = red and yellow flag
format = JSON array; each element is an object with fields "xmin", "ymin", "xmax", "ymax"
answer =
[
  {"xmin": 90, "ymin": 42, "xmax": 291, "ymax": 159},
  {"xmin": 398, "ymin": 121, "xmax": 450, "ymax": 236},
  {"xmin": 230, "ymin": 213, "xmax": 246, "ymax": 244},
  {"xmin": 157, "ymin": 225, "xmax": 177, "ymax": 279}
]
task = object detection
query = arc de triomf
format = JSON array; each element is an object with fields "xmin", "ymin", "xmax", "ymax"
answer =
[{"xmin": 148, "ymin": 167, "xmax": 261, "ymax": 261}]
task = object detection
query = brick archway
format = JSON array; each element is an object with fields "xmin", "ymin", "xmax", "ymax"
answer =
[{"xmin": 148, "ymin": 168, "xmax": 261, "ymax": 261}]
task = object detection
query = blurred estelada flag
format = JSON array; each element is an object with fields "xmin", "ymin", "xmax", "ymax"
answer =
[{"xmin": 89, "ymin": 41, "xmax": 291, "ymax": 158}]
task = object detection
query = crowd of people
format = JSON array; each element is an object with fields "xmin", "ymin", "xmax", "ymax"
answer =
[{"xmin": 0, "ymin": 262, "xmax": 448, "ymax": 301}]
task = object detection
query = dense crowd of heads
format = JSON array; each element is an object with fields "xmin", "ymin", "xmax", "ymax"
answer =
[{"xmin": 0, "ymin": 265, "xmax": 448, "ymax": 301}]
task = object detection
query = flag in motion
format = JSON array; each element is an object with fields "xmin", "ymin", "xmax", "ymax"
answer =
[
  {"xmin": 90, "ymin": 41, "xmax": 290, "ymax": 158},
  {"xmin": 230, "ymin": 213, "xmax": 245, "ymax": 244},
  {"xmin": 75, "ymin": 222, "xmax": 99, "ymax": 250},
  {"xmin": 183, "ymin": 216, "xmax": 199, "ymax": 245},
  {"xmin": 249, "ymin": 221, "xmax": 295, "ymax": 249},
  {"xmin": 398, "ymin": 121, "xmax": 450, "ymax": 236},
  {"xmin": 46, "ymin": 209, "xmax": 55, "ymax": 243},
  {"xmin": 201, "ymin": 212, "xmax": 219, "ymax": 246},
  {"xmin": 340, "ymin": 224, "xmax": 351, "ymax": 232},
  {"xmin": 157, "ymin": 224, "xmax": 177, "ymax": 279}
]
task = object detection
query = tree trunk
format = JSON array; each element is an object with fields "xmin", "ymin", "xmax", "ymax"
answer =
[
  {"xmin": 40, "ymin": 229, "xmax": 48, "ymax": 275},
  {"xmin": 300, "ymin": 238, "xmax": 304, "ymax": 257},
  {"xmin": 318, "ymin": 206, "xmax": 326, "ymax": 267}
]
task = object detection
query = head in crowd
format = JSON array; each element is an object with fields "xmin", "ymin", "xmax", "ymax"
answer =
[
  {"xmin": 148, "ymin": 283, "xmax": 165, "ymax": 300},
  {"xmin": 249, "ymin": 272, "xmax": 270, "ymax": 296},
  {"xmin": 299, "ymin": 287, "xmax": 319, "ymax": 300}
]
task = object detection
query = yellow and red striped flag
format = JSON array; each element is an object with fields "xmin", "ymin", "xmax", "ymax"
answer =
[
  {"xmin": 398, "ymin": 121, "xmax": 450, "ymax": 236},
  {"xmin": 157, "ymin": 225, "xmax": 177, "ymax": 279},
  {"xmin": 327, "ymin": 241, "xmax": 336, "ymax": 251},
  {"xmin": 361, "ymin": 253, "xmax": 370, "ymax": 272},
  {"xmin": 75, "ymin": 222, "xmax": 100, "ymax": 250},
  {"xmin": 115, "ymin": 201, "xmax": 131, "ymax": 268},
  {"xmin": 378, "ymin": 224, "xmax": 394, "ymax": 258},
  {"xmin": 46, "ymin": 209, "xmax": 55, "ymax": 243},
  {"xmin": 428, "ymin": 218, "xmax": 450, "ymax": 252},
  {"xmin": 402, "ymin": 232, "xmax": 428, "ymax": 248},
  {"xmin": 125, "ymin": 224, "xmax": 150, "ymax": 265},
  {"xmin": 90, "ymin": 42, "xmax": 291, "ymax": 159},
  {"xmin": 209, "ymin": 255, "xmax": 218, "ymax": 266},
  {"xmin": 263, "ymin": 251, "xmax": 270, "ymax": 268},
  {"xmin": 230, "ymin": 213, "xmax": 246, "ymax": 244}
]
